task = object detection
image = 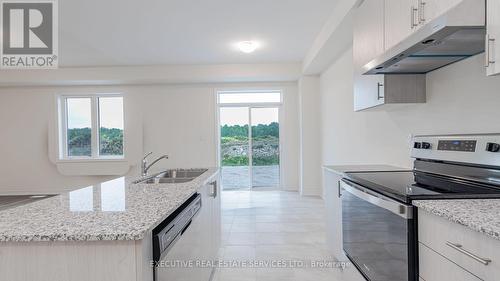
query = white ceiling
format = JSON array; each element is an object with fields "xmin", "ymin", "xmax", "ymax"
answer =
[{"xmin": 58, "ymin": 0, "xmax": 337, "ymax": 67}]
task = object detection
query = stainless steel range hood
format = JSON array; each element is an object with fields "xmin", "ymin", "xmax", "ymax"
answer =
[{"xmin": 363, "ymin": 0, "xmax": 485, "ymax": 75}]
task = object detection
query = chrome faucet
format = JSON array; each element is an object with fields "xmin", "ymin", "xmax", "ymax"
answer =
[{"xmin": 141, "ymin": 152, "xmax": 169, "ymax": 176}]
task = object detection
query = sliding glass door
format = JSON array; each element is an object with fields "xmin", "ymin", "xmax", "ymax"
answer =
[
  {"xmin": 251, "ymin": 107, "xmax": 280, "ymax": 188},
  {"xmin": 218, "ymin": 92, "xmax": 281, "ymax": 190},
  {"xmin": 219, "ymin": 106, "xmax": 280, "ymax": 190},
  {"xmin": 220, "ymin": 107, "xmax": 251, "ymax": 189}
]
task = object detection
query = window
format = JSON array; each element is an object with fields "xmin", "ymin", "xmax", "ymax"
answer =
[
  {"xmin": 59, "ymin": 95, "xmax": 124, "ymax": 159},
  {"xmin": 218, "ymin": 91, "xmax": 282, "ymax": 104}
]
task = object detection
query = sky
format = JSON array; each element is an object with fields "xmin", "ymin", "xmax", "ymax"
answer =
[{"xmin": 67, "ymin": 97, "xmax": 124, "ymax": 129}]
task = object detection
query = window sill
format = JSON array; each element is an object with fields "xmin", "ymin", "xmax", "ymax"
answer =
[{"xmin": 56, "ymin": 158, "xmax": 126, "ymax": 163}]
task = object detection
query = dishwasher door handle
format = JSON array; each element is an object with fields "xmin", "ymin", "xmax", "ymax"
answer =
[{"xmin": 209, "ymin": 181, "xmax": 218, "ymax": 198}]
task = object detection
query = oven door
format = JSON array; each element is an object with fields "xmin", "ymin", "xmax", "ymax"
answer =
[{"xmin": 340, "ymin": 180, "xmax": 417, "ymax": 281}]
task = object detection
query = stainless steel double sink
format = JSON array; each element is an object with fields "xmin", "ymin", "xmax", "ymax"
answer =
[{"xmin": 134, "ymin": 169, "xmax": 208, "ymax": 184}]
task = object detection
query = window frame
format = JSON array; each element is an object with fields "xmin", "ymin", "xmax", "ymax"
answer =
[
  {"xmin": 58, "ymin": 93, "xmax": 125, "ymax": 161},
  {"xmin": 215, "ymin": 89, "xmax": 285, "ymax": 190}
]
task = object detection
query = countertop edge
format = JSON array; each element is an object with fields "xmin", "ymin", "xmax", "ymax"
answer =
[
  {"xmin": 323, "ymin": 165, "xmax": 410, "ymax": 176},
  {"xmin": 413, "ymin": 200, "xmax": 500, "ymax": 241}
]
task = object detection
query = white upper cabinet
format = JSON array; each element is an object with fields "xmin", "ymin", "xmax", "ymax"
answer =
[
  {"xmin": 354, "ymin": 0, "xmax": 385, "ymax": 69},
  {"xmin": 486, "ymin": 0, "xmax": 500, "ymax": 76},
  {"xmin": 385, "ymin": 0, "xmax": 416, "ymax": 50},
  {"xmin": 353, "ymin": 0, "xmax": 426, "ymax": 111},
  {"xmin": 353, "ymin": 0, "xmax": 385, "ymax": 111},
  {"xmin": 384, "ymin": 0, "xmax": 464, "ymax": 51},
  {"xmin": 422, "ymin": 0, "xmax": 463, "ymax": 25}
]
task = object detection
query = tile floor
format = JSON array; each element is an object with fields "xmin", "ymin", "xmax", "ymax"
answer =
[{"xmin": 212, "ymin": 190, "xmax": 344, "ymax": 281}]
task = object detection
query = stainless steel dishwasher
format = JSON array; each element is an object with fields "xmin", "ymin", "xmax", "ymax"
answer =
[{"xmin": 152, "ymin": 193, "xmax": 213, "ymax": 281}]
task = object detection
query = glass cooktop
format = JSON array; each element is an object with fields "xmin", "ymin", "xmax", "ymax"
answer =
[{"xmin": 344, "ymin": 171, "xmax": 500, "ymax": 204}]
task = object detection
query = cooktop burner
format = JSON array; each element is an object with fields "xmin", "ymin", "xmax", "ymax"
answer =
[{"xmin": 344, "ymin": 171, "xmax": 500, "ymax": 204}]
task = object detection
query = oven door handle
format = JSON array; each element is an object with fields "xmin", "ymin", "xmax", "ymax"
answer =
[{"xmin": 340, "ymin": 180, "xmax": 413, "ymax": 219}]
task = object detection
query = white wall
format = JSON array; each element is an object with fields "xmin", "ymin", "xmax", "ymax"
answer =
[
  {"xmin": 0, "ymin": 82, "xmax": 299, "ymax": 193},
  {"xmin": 0, "ymin": 63, "xmax": 302, "ymax": 87},
  {"xmin": 298, "ymin": 76, "xmax": 322, "ymax": 195},
  {"xmin": 320, "ymin": 48, "xmax": 500, "ymax": 169}
]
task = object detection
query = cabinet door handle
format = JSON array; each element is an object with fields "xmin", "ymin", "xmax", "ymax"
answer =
[
  {"xmin": 485, "ymin": 34, "xmax": 496, "ymax": 68},
  {"xmin": 446, "ymin": 241, "xmax": 492, "ymax": 265},
  {"xmin": 411, "ymin": 6, "xmax": 419, "ymax": 29},
  {"xmin": 377, "ymin": 82, "xmax": 384, "ymax": 100},
  {"xmin": 418, "ymin": 0, "xmax": 426, "ymax": 24},
  {"xmin": 337, "ymin": 181, "xmax": 342, "ymax": 198}
]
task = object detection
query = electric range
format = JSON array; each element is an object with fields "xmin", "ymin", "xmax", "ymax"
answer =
[{"xmin": 340, "ymin": 134, "xmax": 500, "ymax": 281}]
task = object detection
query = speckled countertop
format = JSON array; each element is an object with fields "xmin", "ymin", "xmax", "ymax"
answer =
[
  {"xmin": 0, "ymin": 168, "xmax": 218, "ymax": 242},
  {"xmin": 413, "ymin": 199, "xmax": 500, "ymax": 241}
]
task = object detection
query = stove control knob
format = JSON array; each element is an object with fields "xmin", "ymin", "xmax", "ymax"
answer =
[
  {"xmin": 486, "ymin": 142, "xmax": 500, "ymax": 153},
  {"xmin": 421, "ymin": 142, "xmax": 432, "ymax": 149},
  {"xmin": 413, "ymin": 142, "xmax": 422, "ymax": 149}
]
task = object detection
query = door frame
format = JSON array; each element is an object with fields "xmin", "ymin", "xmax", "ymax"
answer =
[{"xmin": 215, "ymin": 89, "xmax": 283, "ymax": 190}]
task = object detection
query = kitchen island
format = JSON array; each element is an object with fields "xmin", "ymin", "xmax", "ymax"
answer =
[{"xmin": 0, "ymin": 168, "xmax": 220, "ymax": 281}]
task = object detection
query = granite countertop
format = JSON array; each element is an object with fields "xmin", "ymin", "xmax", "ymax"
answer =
[
  {"xmin": 413, "ymin": 199, "xmax": 500, "ymax": 241},
  {"xmin": 323, "ymin": 164, "xmax": 410, "ymax": 176},
  {"xmin": 0, "ymin": 168, "xmax": 219, "ymax": 242}
]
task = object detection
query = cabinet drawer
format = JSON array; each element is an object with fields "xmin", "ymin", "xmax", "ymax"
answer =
[
  {"xmin": 419, "ymin": 242, "xmax": 480, "ymax": 281},
  {"xmin": 418, "ymin": 210, "xmax": 500, "ymax": 281}
]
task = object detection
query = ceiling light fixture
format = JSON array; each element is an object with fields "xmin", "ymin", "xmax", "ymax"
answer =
[{"xmin": 237, "ymin": 41, "xmax": 259, "ymax": 53}]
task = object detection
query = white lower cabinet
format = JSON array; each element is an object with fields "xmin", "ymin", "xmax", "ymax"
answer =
[
  {"xmin": 419, "ymin": 242, "xmax": 480, "ymax": 281},
  {"xmin": 323, "ymin": 169, "xmax": 345, "ymax": 261},
  {"xmin": 418, "ymin": 209, "xmax": 500, "ymax": 281},
  {"xmin": 323, "ymin": 169, "xmax": 367, "ymax": 281},
  {"xmin": 209, "ymin": 176, "xmax": 222, "ymax": 261}
]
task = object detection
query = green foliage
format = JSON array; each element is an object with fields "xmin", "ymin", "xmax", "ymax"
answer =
[
  {"xmin": 67, "ymin": 127, "xmax": 123, "ymax": 156},
  {"xmin": 251, "ymin": 122, "xmax": 279, "ymax": 138},
  {"xmin": 252, "ymin": 155, "xmax": 280, "ymax": 166},
  {"xmin": 100, "ymin": 128, "xmax": 123, "ymax": 155},
  {"xmin": 220, "ymin": 122, "xmax": 279, "ymax": 138},
  {"xmin": 221, "ymin": 136, "xmax": 248, "ymax": 144},
  {"xmin": 221, "ymin": 156, "xmax": 249, "ymax": 166},
  {"xmin": 220, "ymin": 123, "xmax": 279, "ymax": 166},
  {"xmin": 221, "ymin": 124, "xmax": 248, "ymax": 137},
  {"xmin": 67, "ymin": 128, "xmax": 91, "ymax": 156}
]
